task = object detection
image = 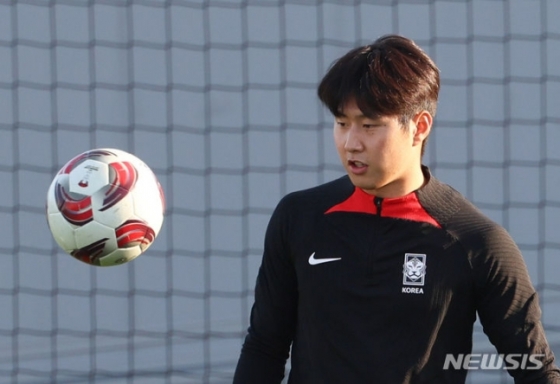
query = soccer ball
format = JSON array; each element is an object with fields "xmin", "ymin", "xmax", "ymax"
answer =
[{"xmin": 46, "ymin": 148, "xmax": 165, "ymax": 266}]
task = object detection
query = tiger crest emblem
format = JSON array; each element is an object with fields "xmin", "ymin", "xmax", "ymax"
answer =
[{"xmin": 403, "ymin": 253, "xmax": 427, "ymax": 286}]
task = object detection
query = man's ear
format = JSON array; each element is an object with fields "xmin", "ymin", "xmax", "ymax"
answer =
[{"xmin": 412, "ymin": 111, "xmax": 433, "ymax": 147}]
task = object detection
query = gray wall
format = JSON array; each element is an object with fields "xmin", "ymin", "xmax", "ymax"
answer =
[{"xmin": 0, "ymin": 1, "xmax": 559, "ymax": 383}]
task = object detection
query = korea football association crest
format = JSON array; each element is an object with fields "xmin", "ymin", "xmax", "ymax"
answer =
[{"xmin": 403, "ymin": 253, "xmax": 427, "ymax": 286}]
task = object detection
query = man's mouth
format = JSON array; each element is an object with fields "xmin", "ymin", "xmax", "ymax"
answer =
[
  {"xmin": 348, "ymin": 160, "xmax": 368, "ymax": 174},
  {"xmin": 349, "ymin": 160, "xmax": 367, "ymax": 168}
]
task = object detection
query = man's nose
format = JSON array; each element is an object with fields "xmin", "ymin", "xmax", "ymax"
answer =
[{"xmin": 344, "ymin": 125, "xmax": 364, "ymax": 152}]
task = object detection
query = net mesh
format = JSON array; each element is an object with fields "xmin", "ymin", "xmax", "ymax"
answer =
[{"xmin": 1, "ymin": 0, "xmax": 559, "ymax": 383}]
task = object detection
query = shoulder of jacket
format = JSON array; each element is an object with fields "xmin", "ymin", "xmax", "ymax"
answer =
[
  {"xmin": 420, "ymin": 177, "xmax": 516, "ymax": 253},
  {"xmin": 278, "ymin": 175, "xmax": 354, "ymax": 210}
]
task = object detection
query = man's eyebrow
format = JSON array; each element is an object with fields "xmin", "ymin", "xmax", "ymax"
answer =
[{"xmin": 338, "ymin": 114, "xmax": 383, "ymax": 120}]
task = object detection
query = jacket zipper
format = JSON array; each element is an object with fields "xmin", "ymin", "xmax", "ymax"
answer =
[{"xmin": 374, "ymin": 196, "xmax": 383, "ymax": 216}]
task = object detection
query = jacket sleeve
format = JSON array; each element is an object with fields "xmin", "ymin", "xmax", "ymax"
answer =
[
  {"xmin": 233, "ymin": 196, "xmax": 298, "ymax": 384},
  {"xmin": 471, "ymin": 224, "xmax": 560, "ymax": 383}
]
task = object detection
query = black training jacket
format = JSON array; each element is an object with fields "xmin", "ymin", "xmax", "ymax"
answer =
[{"xmin": 233, "ymin": 167, "xmax": 560, "ymax": 383}]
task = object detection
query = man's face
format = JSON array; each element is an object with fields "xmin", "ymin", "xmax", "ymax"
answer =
[{"xmin": 333, "ymin": 99, "xmax": 422, "ymax": 198}]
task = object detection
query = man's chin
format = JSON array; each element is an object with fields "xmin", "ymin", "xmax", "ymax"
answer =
[{"xmin": 347, "ymin": 176, "xmax": 379, "ymax": 194}]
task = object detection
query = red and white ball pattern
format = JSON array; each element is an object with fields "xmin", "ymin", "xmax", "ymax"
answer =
[{"xmin": 46, "ymin": 149, "xmax": 165, "ymax": 266}]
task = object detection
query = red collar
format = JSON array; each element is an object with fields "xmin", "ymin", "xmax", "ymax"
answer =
[{"xmin": 325, "ymin": 187, "xmax": 440, "ymax": 228}]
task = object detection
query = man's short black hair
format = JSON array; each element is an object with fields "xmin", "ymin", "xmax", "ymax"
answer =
[{"xmin": 318, "ymin": 34, "xmax": 440, "ymax": 125}]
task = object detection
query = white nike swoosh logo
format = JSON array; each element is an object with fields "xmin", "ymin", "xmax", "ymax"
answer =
[{"xmin": 308, "ymin": 252, "xmax": 341, "ymax": 265}]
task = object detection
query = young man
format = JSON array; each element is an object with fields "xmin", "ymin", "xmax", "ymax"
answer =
[{"xmin": 233, "ymin": 35, "xmax": 560, "ymax": 383}]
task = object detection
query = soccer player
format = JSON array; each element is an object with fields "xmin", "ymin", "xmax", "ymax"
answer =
[{"xmin": 233, "ymin": 34, "xmax": 560, "ymax": 383}]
